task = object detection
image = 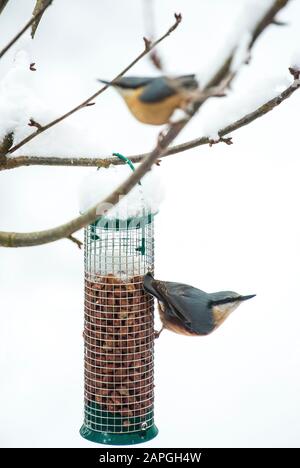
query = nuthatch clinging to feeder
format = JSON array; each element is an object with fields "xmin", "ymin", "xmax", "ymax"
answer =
[
  {"xmin": 143, "ymin": 273, "xmax": 255, "ymax": 337},
  {"xmin": 98, "ymin": 75, "xmax": 199, "ymax": 125}
]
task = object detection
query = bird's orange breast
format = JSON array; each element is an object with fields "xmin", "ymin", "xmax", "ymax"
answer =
[{"xmin": 123, "ymin": 88, "xmax": 185, "ymax": 125}]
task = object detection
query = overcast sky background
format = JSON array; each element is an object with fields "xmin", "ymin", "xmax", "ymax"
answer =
[{"xmin": 0, "ymin": 0, "xmax": 300, "ymax": 448}]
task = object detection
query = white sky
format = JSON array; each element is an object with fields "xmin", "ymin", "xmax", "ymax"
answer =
[{"xmin": 0, "ymin": 0, "xmax": 300, "ymax": 448}]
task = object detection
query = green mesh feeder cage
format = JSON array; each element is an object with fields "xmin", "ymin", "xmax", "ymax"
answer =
[{"xmin": 80, "ymin": 212, "xmax": 158, "ymax": 445}]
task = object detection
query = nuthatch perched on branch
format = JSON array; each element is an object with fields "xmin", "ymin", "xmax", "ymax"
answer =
[
  {"xmin": 98, "ymin": 75, "xmax": 199, "ymax": 125},
  {"xmin": 143, "ymin": 273, "xmax": 255, "ymax": 337}
]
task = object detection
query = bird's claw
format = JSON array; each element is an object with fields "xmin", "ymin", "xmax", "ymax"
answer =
[{"xmin": 154, "ymin": 327, "xmax": 164, "ymax": 339}]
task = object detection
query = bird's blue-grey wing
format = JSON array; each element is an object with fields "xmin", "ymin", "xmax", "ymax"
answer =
[
  {"xmin": 139, "ymin": 78, "xmax": 176, "ymax": 103},
  {"xmin": 158, "ymin": 281, "xmax": 215, "ymax": 335},
  {"xmin": 140, "ymin": 75, "xmax": 198, "ymax": 103}
]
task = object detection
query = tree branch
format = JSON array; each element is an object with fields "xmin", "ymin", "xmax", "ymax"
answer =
[
  {"xmin": 31, "ymin": 0, "xmax": 52, "ymax": 39},
  {"xmin": 0, "ymin": 0, "xmax": 9, "ymax": 16},
  {"xmin": 67, "ymin": 234, "xmax": 83, "ymax": 249},
  {"xmin": 206, "ymin": 0, "xmax": 290, "ymax": 89},
  {"xmin": 0, "ymin": 2, "xmax": 293, "ymax": 247},
  {"xmin": 155, "ymin": 0, "xmax": 291, "ymax": 148},
  {"xmin": 143, "ymin": 0, "xmax": 164, "ymax": 71},
  {"xmin": 0, "ymin": 119, "xmax": 184, "ymax": 247},
  {"xmin": 0, "ymin": 0, "xmax": 53, "ymax": 59},
  {"xmin": 2, "ymin": 78, "xmax": 299, "ymax": 171},
  {"xmin": 5, "ymin": 13, "xmax": 181, "ymax": 156},
  {"xmin": 0, "ymin": 132, "xmax": 13, "ymax": 165},
  {"xmin": 1, "ymin": 75, "xmax": 299, "ymax": 247}
]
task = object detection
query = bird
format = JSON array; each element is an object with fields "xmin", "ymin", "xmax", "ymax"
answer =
[
  {"xmin": 143, "ymin": 272, "xmax": 255, "ymax": 337},
  {"xmin": 98, "ymin": 75, "xmax": 199, "ymax": 125}
]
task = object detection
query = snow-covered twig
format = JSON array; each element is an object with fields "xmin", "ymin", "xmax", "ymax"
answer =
[
  {"xmin": 5, "ymin": 13, "xmax": 182, "ymax": 156},
  {"xmin": 206, "ymin": 0, "xmax": 290, "ymax": 89},
  {"xmin": 0, "ymin": 0, "xmax": 53, "ymax": 59},
  {"xmin": 2, "ymin": 76, "xmax": 299, "ymax": 171},
  {"xmin": 0, "ymin": 2, "xmax": 292, "ymax": 247},
  {"xmin": 1, "ymin": 73, "xmax": 299, "ymax": 247},
  {"xmin": 0, "ymin": 116, "xmax": 181, "ymax": 247}
]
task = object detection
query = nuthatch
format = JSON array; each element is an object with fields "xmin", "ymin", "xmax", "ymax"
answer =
[
  {"xmin": 143, "ymin": 273, "xmax": 255, "ymax": 337},
  {"xmin": 98, "ymin": 75, "xmax": 199, "ymax": 125}
]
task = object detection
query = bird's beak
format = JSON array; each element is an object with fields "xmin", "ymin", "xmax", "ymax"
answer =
[{"xmin": 239, "ymin": 294, "xmax": 256, "ymax": 302}]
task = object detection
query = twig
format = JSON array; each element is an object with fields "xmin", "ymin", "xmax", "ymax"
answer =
[
  {"xmin": 6, "ymin": 13, "xmax": 182, "ymax": 156},
  {"xmin": 67, "ymin": 234, "xmax": 83, "ymax": 249},
  {"xmin": 0, "ymin": 132, "xmax": 13, "ymax": 165},
  {"xmin": 0, "ymin": 0, "xmax": 9, "ymax": 16},
  {"xmin": 1, "ymin": 75, "xmax": 299, "ymax": 247},
  {"xmin": 28, "ymin": 118, "xmax": 43, "ymax": 130},
  {"xmin": 136, "ymin": 0, "xmax": 292, "ymax": 160},
  {"xmin": 0, "ymin": 0, "xmax": 53, "ymax": 59},
  {"xmin": 0, "ymin": 113, "xmax": 183, "ymax": 247},
  {"xmin": 206, "ymin": 0, "xmax": 290, "ymax": 90},
  {"xmin": 31, "ymin": 0, "xmax": 53, "ymax": 39},
  {"xmin": 2, "ymin": 78, "xmax": 299, "ymax": 171},
  {"xmin": 143, "ymin": 0, "xmax": 164, "ymax": 70},
  {"xmin": 0, "ymin": 2, "xmax": 292, "ymax": 248}
]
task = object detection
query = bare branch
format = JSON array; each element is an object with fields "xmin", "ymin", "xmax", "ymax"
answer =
[
  {"xmin": 6, "ymin": 13, "xmax": 182, "ymax": 156},
  {"xmin": 250, "ymin": 0, "xmax": 290, "ymax": 49},
  {"xmin": 143, "ymin": 0, "xmax": 164, "ymax": 70},
  {"xmin": 136, "ymin": 0, "xmax": 292, "ymax": 160},
  {"xmin": 0, "ymin": 117, "xmax": 184, "ymax": 248},
  {"xmin": 0, "ymin": 0, "xmax": 53, "ymax": 59},
  {"xmin": 0, "ymin": 132, "xmax": 13, "ymax": 165},
  {"xmin": 67, "ymin": 234, "xmax": 83, "ymax": 249},
  {"xmin": 2, "ymin": 78, "xmax": 299, "ymax": 171},
  {"xmin": 28, "ymin": 118, "xmax": 43, "ymax": 130},
  {"xmin": 0, "ymin": 0, "xmax": 9, "ymax": 16},
  {"xmin": 31, "ymin": 0, "xmax": 53, "ymax": 39},
  {"xmin": 1, "ymin": 75, "xmax": 299, "ymax": 247},
  {"xmin": 289, "ymin": 66, "xmax": 300, "ymax": 80},
  {"xmin": 206, "ymin": 0, "xmax": 291, "ymax": 89}
]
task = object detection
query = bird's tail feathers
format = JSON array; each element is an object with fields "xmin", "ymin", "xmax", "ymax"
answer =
[{"xmin": 97, "ymin": 79, "xmax": 113, "ymax": 86}]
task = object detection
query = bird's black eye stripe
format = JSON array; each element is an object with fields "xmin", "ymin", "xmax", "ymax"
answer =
[{"xmin": 209, "ymin": 297, "xmax": 237, "ymax": 306}]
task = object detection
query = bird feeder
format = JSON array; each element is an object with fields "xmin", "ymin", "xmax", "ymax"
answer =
[{"xmin": 79, "ymin": 162, "xmax": 160, "ymax": 445}]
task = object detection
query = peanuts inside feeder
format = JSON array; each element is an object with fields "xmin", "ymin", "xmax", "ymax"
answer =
[{"xmin": 79, "ymin": 163, "xmax": 163, "ymax": 445}]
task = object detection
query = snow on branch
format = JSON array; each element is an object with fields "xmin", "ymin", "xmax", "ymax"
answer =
[
  {"xmin": 3, "ymin": 13, "xmax": 181, "ymax": 157},
  {"xmin": 0, "ymin": 72, "xmax": 299, "ymax": 247},
  {"xmin": 0, "ymin": 0, "xmax": 53, "ymax": 59},
  {"xmin": 206, "ymin": 0, "xmax": 291, "ymax": 89},
  {"xmin": 2, "ymin": 75, "xmax": 299, "ymax": 171}
]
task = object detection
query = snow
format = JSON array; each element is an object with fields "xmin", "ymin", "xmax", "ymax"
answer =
[
  {"xmin": 201, "ymin": 0, "xmax": 277, "ymax": 86},
  {"xmin": 0, "ymin": 36, "xmax": 109, "ymax": 157},
  {"xmin": 1, "ymin": 0, "xmax": 300, "ymax": 450},
  {"xmin": 201, "ymin": 74, "xmax": 291, "ymax": 140},
  {"xmin": 79, "ymin": 163, "xmax": 164, "ymax": 219},
  {"xmin": 0, "ymin": 47, "xmax": 40, "ymax": 142},
  {"xmin": 290, "ymin": 49, "xmax": 300, "ymax": 71},
  {"xmin": 230, "ymin": 32, "xmax": 252, "ymax": 73}
]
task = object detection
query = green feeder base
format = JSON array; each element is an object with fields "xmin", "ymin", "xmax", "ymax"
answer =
[{"xmin": 80, "ymin": 424, "xmax": 158, "ymax": 446}]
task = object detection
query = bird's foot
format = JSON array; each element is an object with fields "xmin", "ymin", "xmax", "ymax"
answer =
[{"xmin": 154, "ymin": 327, "xmax": 164, "ymax": 339}]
